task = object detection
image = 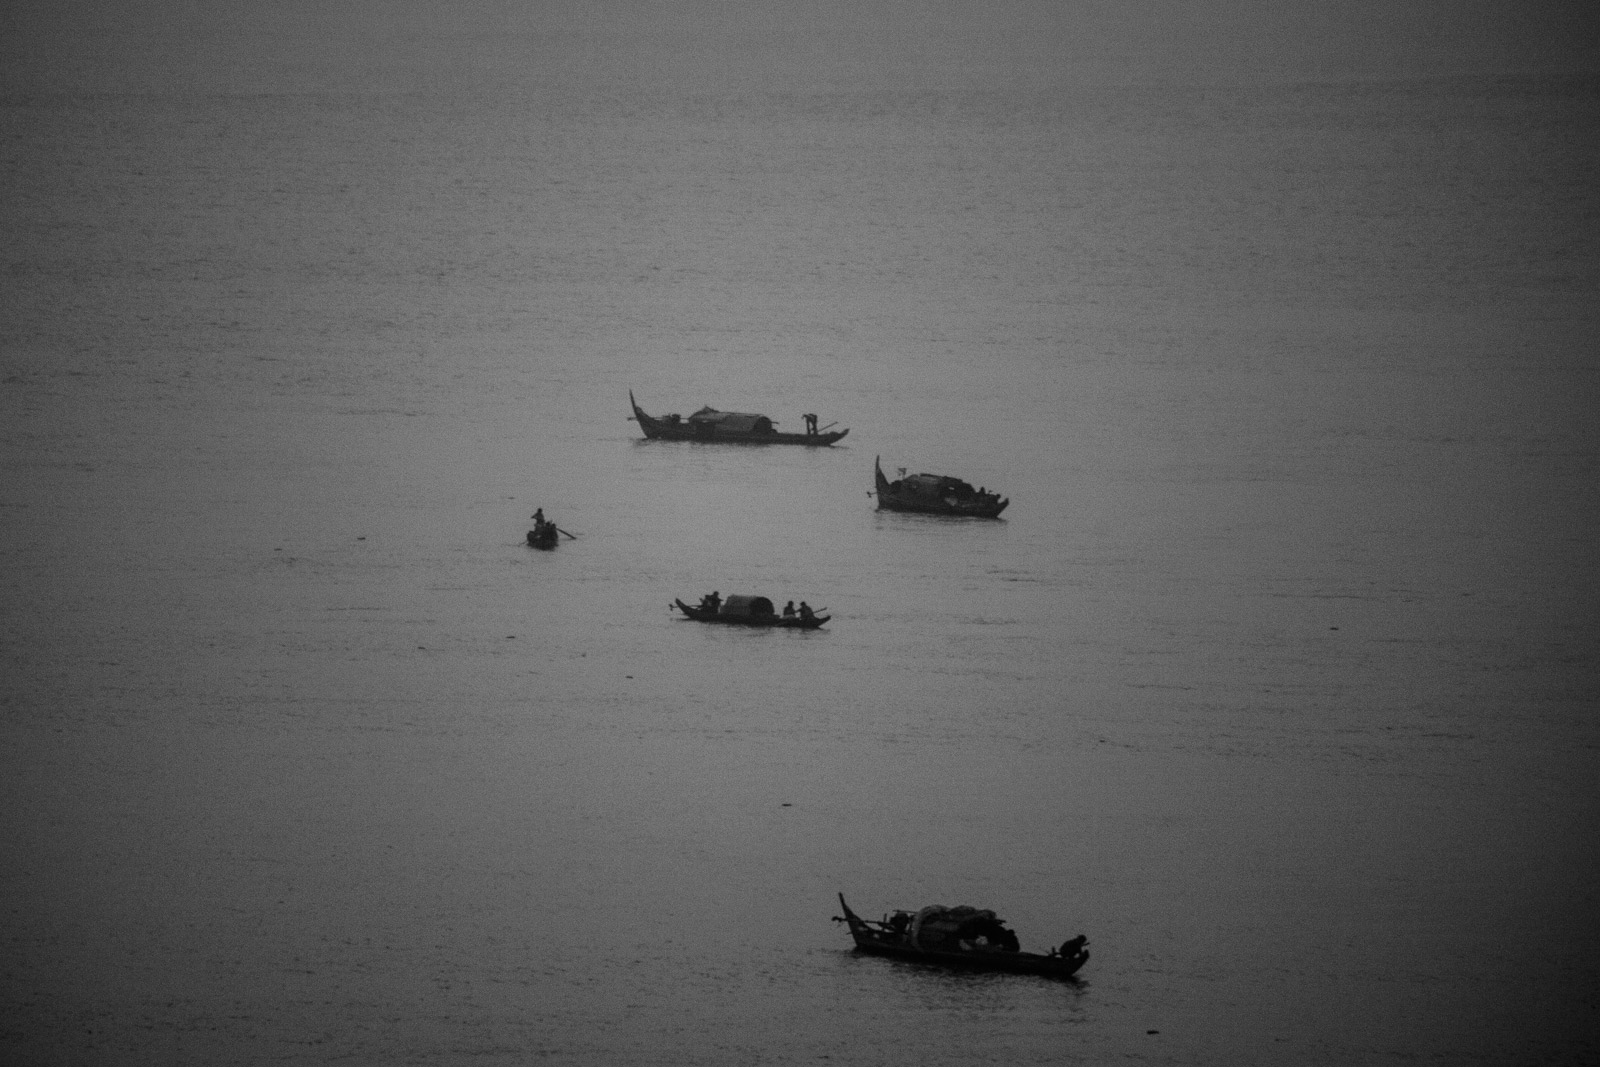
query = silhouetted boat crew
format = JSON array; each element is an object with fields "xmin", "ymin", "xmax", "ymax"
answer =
[
  {"xmin": 527, "ymin": 509, "xmax": 558, "ymax": 549},
  {"xmin": 674, "ymin": 594, "xmax": 828, "ymax": 629}
]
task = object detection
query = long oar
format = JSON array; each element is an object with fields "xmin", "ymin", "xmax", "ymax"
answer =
[
  {"xmin": 556, "ymin": 526, "xmax": 578, "ymax": 540},
  {"xmin": 815, "ymin": 421, "xmax": 837, "ymax": 433}
]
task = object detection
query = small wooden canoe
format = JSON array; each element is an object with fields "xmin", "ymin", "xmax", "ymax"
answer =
[
  {"xmin": 630, "ymin": 391, "xmax": 848, "ymax": 446},
  {"xmin": 834, "ymin": 894, "xmax": 1088, "ymax": 979},
  {"xmin": 526, "ymin": 524, "xmax": 559, "ymax": 550}
]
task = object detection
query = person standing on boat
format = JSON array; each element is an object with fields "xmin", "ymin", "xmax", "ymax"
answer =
[{"xmin": 803, "ymin": 413, "xmax": 818, "ymax": 435}]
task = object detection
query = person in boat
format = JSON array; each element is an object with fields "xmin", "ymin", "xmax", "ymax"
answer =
[
  {"xmin": 703, "ymin": 591, "xmax": 720, "ymax": 612},
  {"xmin": 804, "ymin": 413, "xmax": 818, "ymax": 435},
  {"xmin": 1051, "ymin": 935, "xmax": 1088, "ymax": 958},
  {"xmin": 783, "ymin": 601, "xmax": 796, "ymax": 617},
  {"xmin": 798, "ymin": 601, "xmax": 813, "ymax": 621}
]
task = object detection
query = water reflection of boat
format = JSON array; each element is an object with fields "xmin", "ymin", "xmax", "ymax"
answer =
[
  {"xmin": 834, "ymin": 894, "xmax": 1088, "ymax": 978},
  {"xmin": 630, "ymin": 391, "xmax": 848, "ymax": 445},
  {"xmin": 874, "ymin": 456, "xmax": 1008, "ymax": 517}
]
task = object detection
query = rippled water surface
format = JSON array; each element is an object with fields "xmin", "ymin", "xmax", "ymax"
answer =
[{"xmin": 3, "ymin": 79, "xmax": 1598, "ymax": 1064}]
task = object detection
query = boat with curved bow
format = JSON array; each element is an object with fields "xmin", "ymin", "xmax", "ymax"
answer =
[
  {"xmin": 834, "ymin": 894, "xmax": 1088, "ymax": 979},
  {"xmin": 630, "ymin": 391, "xmax": 848, "ymax": 445},
  {"xmin": 674, "ymin": 594, "xmax": 829, "ymax": 629},
  {"xmin": 874, "ymin": 456, "xmax": 1008, "ymax": 517}
]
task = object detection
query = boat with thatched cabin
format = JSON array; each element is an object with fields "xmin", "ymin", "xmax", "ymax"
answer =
[
  {"xmin": 874, "ymin": 456, "xmax": 1008, "ymax": 517},
  {"xmin": 674, "ymin": 594, "xmax": 829, "ymax": 629},
  {"xmin": 834, "ymin": 894, "xmax": 1088, "ymax": 979},
  {"xmin": 630, "ymin": 391, "xmax": 848, "ymax": 445}
]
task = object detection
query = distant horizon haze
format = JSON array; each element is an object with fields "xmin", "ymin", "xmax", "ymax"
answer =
[{"xmin": 3, "ymin": 0, "xmax": 1597, "ymax": 95}]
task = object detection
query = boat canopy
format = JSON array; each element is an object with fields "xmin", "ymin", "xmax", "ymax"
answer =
[
  {"xmin": 688, "ymin": 407, "xmax": 774, "ymax": 434},
  {"xmin": 910, "ymin": 905, "xmax": 1012, "ymax": 951},
  {"xmin": 719, "ymin": 594, "xmax": 776, "ymax": 618},
  {"xmin": 902, "ymin": 473, "xmax": 977, "ymax": 497}
]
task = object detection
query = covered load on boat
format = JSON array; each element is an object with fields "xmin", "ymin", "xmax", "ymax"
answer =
[
  {"xmin": 902, "ymin": 473, "xmax": 976, "ymax": 497},
  {"xmin": 909, "ymin": 905, "xmax": 1020, "ymax": 952},
  {"xmin": 717, "ymin": 594, "xmax": 776, "ymax": 618},
  {"xmin": 686, "ymin": 407, "xmax": 774, "ymax": 435}
]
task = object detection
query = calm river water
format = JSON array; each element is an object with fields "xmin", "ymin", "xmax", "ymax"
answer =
[{"xmin": 3, "ymin": 76, "xmax": 1598, "ymax": 1064}]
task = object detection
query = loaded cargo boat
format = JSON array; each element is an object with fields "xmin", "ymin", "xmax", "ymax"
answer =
[
  {"xmin": 630, "ymin": 391, "xmax": 849, "ymax": 445},
  {"xmin": 874, "ymin": 456, "xmax": 1008, "ymax": 517},
  {"xmin": 834, "ymin": 894, "xmax": 1088, "ymax": 978},
  {"xmin": 674, "ymin": 594, "xmax": 829, "ymax": 629}
]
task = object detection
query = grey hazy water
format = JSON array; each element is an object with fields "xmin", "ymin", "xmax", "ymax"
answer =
[{"xmin": 3, "ymin": 78, "xmax": 1598, "ymax": 1064}]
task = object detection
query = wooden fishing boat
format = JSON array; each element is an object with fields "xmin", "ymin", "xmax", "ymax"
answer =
[
  {"xmin": 674, "ymin": 594, "xmax": 829, "ymax": 629},
  {"xmin": 874, "ymin": 456, "xmax": 1008, "ymax": 518},
  {"xmin": 526, "ymin": 523, "xmax": 559, "ymax": 550},
  {"xmin": 834, "ymin": 894, "xmax": 1088, "ymax": 979},
  {"xmin": 630, "ymin": 391, "xmax": 848, "ymax": 446}
]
